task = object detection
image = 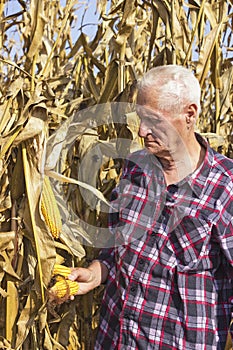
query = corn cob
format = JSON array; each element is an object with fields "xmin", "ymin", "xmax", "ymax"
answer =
[
  {"xmin": 49, "ymin": 279, "xmax": 79, "ymax": 298},
  {"xmin": 41, "ymin": 175, "xmax": 62, "ymax": 239},
  {"xmin": 11, "ymin": 148, "xmax": 25, "ymax": 200},
  {"xmin": 52, "ymin": 264, "xmax": 71, "ymax": 278}
]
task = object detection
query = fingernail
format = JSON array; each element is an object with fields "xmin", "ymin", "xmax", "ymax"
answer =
[{"xmin": 68, "ymin": 274, "xmax": 75, "ymax": 281}]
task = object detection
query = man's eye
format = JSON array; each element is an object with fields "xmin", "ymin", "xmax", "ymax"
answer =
[
  {"xmin": 143, "ymin": 116, "xmax": 160, "ymax": 124},
  {"xmin": 143, "ymin": 116, "xmax": 154, "ymax": 122}
]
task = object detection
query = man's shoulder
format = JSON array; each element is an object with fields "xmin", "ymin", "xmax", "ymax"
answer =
[
  {"xmin": 118, "ymin": 149, "xmax": 157, "ymax": 185},
  {"xmin": 125, "ymin": 148, "xmax": 150, "ymax": 162},
  {"xmin": 123, "ymin": 148, "xmax": 159, "ymax": 174},
  {"xmin": 212, "ymin": 151, "xmax": 233, "ymax": 175}
]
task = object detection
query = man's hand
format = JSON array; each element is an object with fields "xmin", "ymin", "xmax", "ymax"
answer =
[{"xmin": 68, "ymin": 260, "xmax": 109, "ymax": 296}]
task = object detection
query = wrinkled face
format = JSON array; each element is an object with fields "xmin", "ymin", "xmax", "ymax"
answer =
[{"xmin": 136, "ymin": 92, "xmax": 186, "ymax": 157}]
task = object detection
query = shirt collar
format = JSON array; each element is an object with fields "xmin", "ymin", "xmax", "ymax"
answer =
[
  {"xmin": 186, "ymin": 133, "xmax": 214, "ymax": 197},
  {"xmin": 146, "ymin": 133, "xmax": 214, "ymax": 197}
]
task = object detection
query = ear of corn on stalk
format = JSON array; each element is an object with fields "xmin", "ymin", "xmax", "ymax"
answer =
[
  {"xmin": 11, "ymin": 148, "xmax": 25, "ymax": 200},
  {"xmin": 41, "ymin": 175, "xmax": 62, "ymax": 239}
]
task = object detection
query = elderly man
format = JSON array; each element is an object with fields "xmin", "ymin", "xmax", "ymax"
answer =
[{"xmin": 69, "ymin": 65, "xmax": 233, "ymax": 349}]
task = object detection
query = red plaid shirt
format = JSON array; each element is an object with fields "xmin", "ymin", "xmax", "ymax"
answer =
[{"xmin": 95, "ymin": 135, "xmax": 233, "ymax": 350}]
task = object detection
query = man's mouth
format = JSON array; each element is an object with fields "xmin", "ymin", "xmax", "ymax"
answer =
[{"xmin": 145, "ymin": 139, "xmax": 159, "ymax": 145}]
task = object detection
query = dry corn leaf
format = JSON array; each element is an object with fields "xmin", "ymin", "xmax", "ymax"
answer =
[
  {"xmin": 45, "ymin": 170, "xmax": 110, "ymax": 208},
  {"xmin": 201, "ymin": 132, "xmax": 225, "ymax": 149},
  {"xmin": 27, "ymin": 0, "xmax": 46, "ymax": 60},
  {"xmin": 219, "ymin": 66, "xmax": 233, "ymax": 118},
  {"xmin": 0, "ymin": 102, "xmax": 12, "ymax": 136},
  {"xmin": 0, "ymin": 286, "xmax": 8, "ymax": 298},
  {"xmin": 21, "ymin": 139, "xmax": 56, "ymax": 290},
  {"xmin": 15, "ymin": 294, "xmax": 37, "ymax": 349},
  {"xmin": 204, "ymin": 2, "xmax": 217, "ymax": 28},
  {"xmin": 196, "ymin": 23, "xmax": 224, "ymax": 87},
  {"xmin": 14, "ymin": 112, "xmax": 47, "ymax": 145},
  {"xmin": 0, "ymin": 338, "xmax": 11, "ymax": 349},
  {"xmin": 0, "ymin": 251, "xmax": 21, "ymax": 281},
  {"xmin": 52, "ymin": 187, "xmax": 90, "ymax": 255},
  {"xmin": 6, "ymin": 281, "xmax": 19, "ymax": 343},
  {"xmin": 98, "ymin": 60, "xmax": 118, "ymax": 103},
  {"xmin": 55, "ymin": 303, "xmax": 76, "ymax": 346},
  {"xmin": 0, "ymin": 231, "xmax": 15, "ymax": 251},
  {"xmin": 44, "ymin": 118, "xmax": 87, "ymax": 171}
]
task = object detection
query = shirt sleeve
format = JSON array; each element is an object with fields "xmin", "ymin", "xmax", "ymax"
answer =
[
  {"xmin": 96, "ymin": 156, "xmax": 136, "ymax": 271},
  {"xmin": 215, "ymin": 183, "xmax": 233, "ymax": 270},
  {"xmin": 218, "ymin": 215, "xmax": 233, "ymax": 267},
  {"xmin": 96, "ymin": 152, "xmax": 152, "ymax": 272},
  {"xmin": 96, "ymin": 184, "xmax": 120, "ymax": 272}
]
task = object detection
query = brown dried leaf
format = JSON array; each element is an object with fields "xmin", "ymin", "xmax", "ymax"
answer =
[{"xmin": 27, "ymin": 0, "xmax": 46, "ymax": 60}]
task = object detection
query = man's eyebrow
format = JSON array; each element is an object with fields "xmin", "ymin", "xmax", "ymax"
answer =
[{"xmin": 138, "ymin": 113, "xmax": 161, "ymax": 121}]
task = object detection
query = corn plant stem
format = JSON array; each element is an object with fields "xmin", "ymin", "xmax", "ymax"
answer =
[
  {"xmin": 183, "ymin": 0, "xmax": 207, "ymax": 66},
  {"xmin": 22, "ymin": 142, "xmax": 45, "ymax": 303},
  {"xmin": 118, "ymin": 42, "xmax": 126, "ymax": 92},
  {"xmin": 215, "ymin": 7, "xmax": 221, "ymax": 135},
  {"xmin": 215, "ymin": 49, "xmax": 221, "ymax": 134},
  {"xmin": 31, "ymin": 51, "xmax": 38, "ymax": 93},
  {"xmin": 74, "ymin": 56, "xmax": 82, "ymax": 88},
  {"xmin": 215, "ymin": 87, "xmax": 221, "ymax": 134},
  {"xmin": 38, "ymin": 0, "xmax": 74, "ymax": 80},
  {"xmin": 82, "ymin": 291, "xmax": 94, "ymax": 350},
  {"xmin": 0, "ymin": 0, "xmax": 4, "ymax": 19},
  {"xmin": 171, "ymin": 0, "xmax": 176, "ymax": 64},
  {"xmin": 0, "ymin": 1, "xmax": 4, "ymax": 51},
  {"xmin": 11, "ymin": 199, "xmax": 18, "ymax": 270}
]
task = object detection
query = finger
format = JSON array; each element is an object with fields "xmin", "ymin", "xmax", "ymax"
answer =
[
  {"xmin": 68, "ymin": 268, "xmax": 92, "ymax": 282},
  {"xmin": 68, "ymin": 270, "xmax": 79, "ymax": 281},
  {"xmin": 68, "ymin": 268, "xmax": 84, "ymax": 281},
  {"xmin": 68, "ymin": 281, "xmax": 90, "ymax": 299},
  {"xmin": 75, "ymin": 282, "xmax": 92, "ymax": 295}
]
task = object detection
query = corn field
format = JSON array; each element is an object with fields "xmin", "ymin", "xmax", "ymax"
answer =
[{"xmin": 0, "ymin": 0, "xmax": 232, "ymax": 349}]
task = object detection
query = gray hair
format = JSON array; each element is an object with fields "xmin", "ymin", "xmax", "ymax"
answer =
[{"xmin": 137, "ymin": 65, "xmax": 201, "ymax": 115}]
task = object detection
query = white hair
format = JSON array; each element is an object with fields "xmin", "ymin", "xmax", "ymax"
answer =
[{"xmin": 137, "ymin": 65, "xmax": 201, "ymax": 115}]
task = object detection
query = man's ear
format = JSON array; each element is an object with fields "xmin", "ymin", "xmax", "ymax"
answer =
[{"xmin": 186, "ymin": 104, "xmax": 198, "ymax": 124}]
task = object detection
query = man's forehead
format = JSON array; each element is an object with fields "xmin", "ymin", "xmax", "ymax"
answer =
[{"xmin": 136, "ymin": 104, "xmax": 159, "ymax": 116}]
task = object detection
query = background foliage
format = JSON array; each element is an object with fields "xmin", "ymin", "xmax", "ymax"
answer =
[{"xmin": 0, "ymin": 0, "xmax": 232, "ymax": 349}]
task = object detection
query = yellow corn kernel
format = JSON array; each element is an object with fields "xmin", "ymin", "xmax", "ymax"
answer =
[
  {"xmin": 50, "ymin": 279, "xmax": 79, "ymax": 298},
  {"xmin": 41, "ymin": 175, "xmax": 62, "ymax": 239},
  {"xmin": 53, "ymin": 264, "xmax": 71, "ymax": 278}
]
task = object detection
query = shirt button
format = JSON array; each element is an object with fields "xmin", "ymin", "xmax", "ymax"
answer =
[
  {"xmin": 139, "ymin": 259, "xmax": 144, "ymax": 265},
  {"xmin": 130, "ymin": 286, "xmax": 136, "ymax": 292}
]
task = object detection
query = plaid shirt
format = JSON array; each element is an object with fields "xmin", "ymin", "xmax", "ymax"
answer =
[{"xmin": 95, "ymin": 134, "xmax": 233, "ymax": 350}]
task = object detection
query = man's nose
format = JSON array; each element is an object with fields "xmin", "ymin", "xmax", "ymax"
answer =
[{"xmin": 138, "ymin": 122, "xmax": 151, "ymax": 138}]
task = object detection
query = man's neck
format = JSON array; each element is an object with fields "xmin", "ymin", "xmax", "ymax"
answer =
[{"xmin": 159, "ymin": 139, "xmax": 205, "ymax": 186}]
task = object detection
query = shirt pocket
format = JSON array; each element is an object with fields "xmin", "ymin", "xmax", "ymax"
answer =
[
  {"xmin": 116, "ymin": 184, "xmax": 151, "ymax": 244},
  {"xmin": 167, "ymin": 215, "xmax": 213, "ymax": 273},
  {"xmin": 119, "ymin": 182, "xmax": 164, "ymax": 226}
]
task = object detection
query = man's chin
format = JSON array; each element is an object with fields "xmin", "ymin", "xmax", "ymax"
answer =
[
  {"xmin": 145, "ymin": 145, "xmax": 159, "ymax": 155},
  {"xmin": 144, "ymin": 143, "xmax": 166, "ymax": 157}
]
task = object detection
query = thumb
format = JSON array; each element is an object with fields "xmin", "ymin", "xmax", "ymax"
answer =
[{"xmin": 68, "ymin": 267, "xmax": 92, "ymax": 282}]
